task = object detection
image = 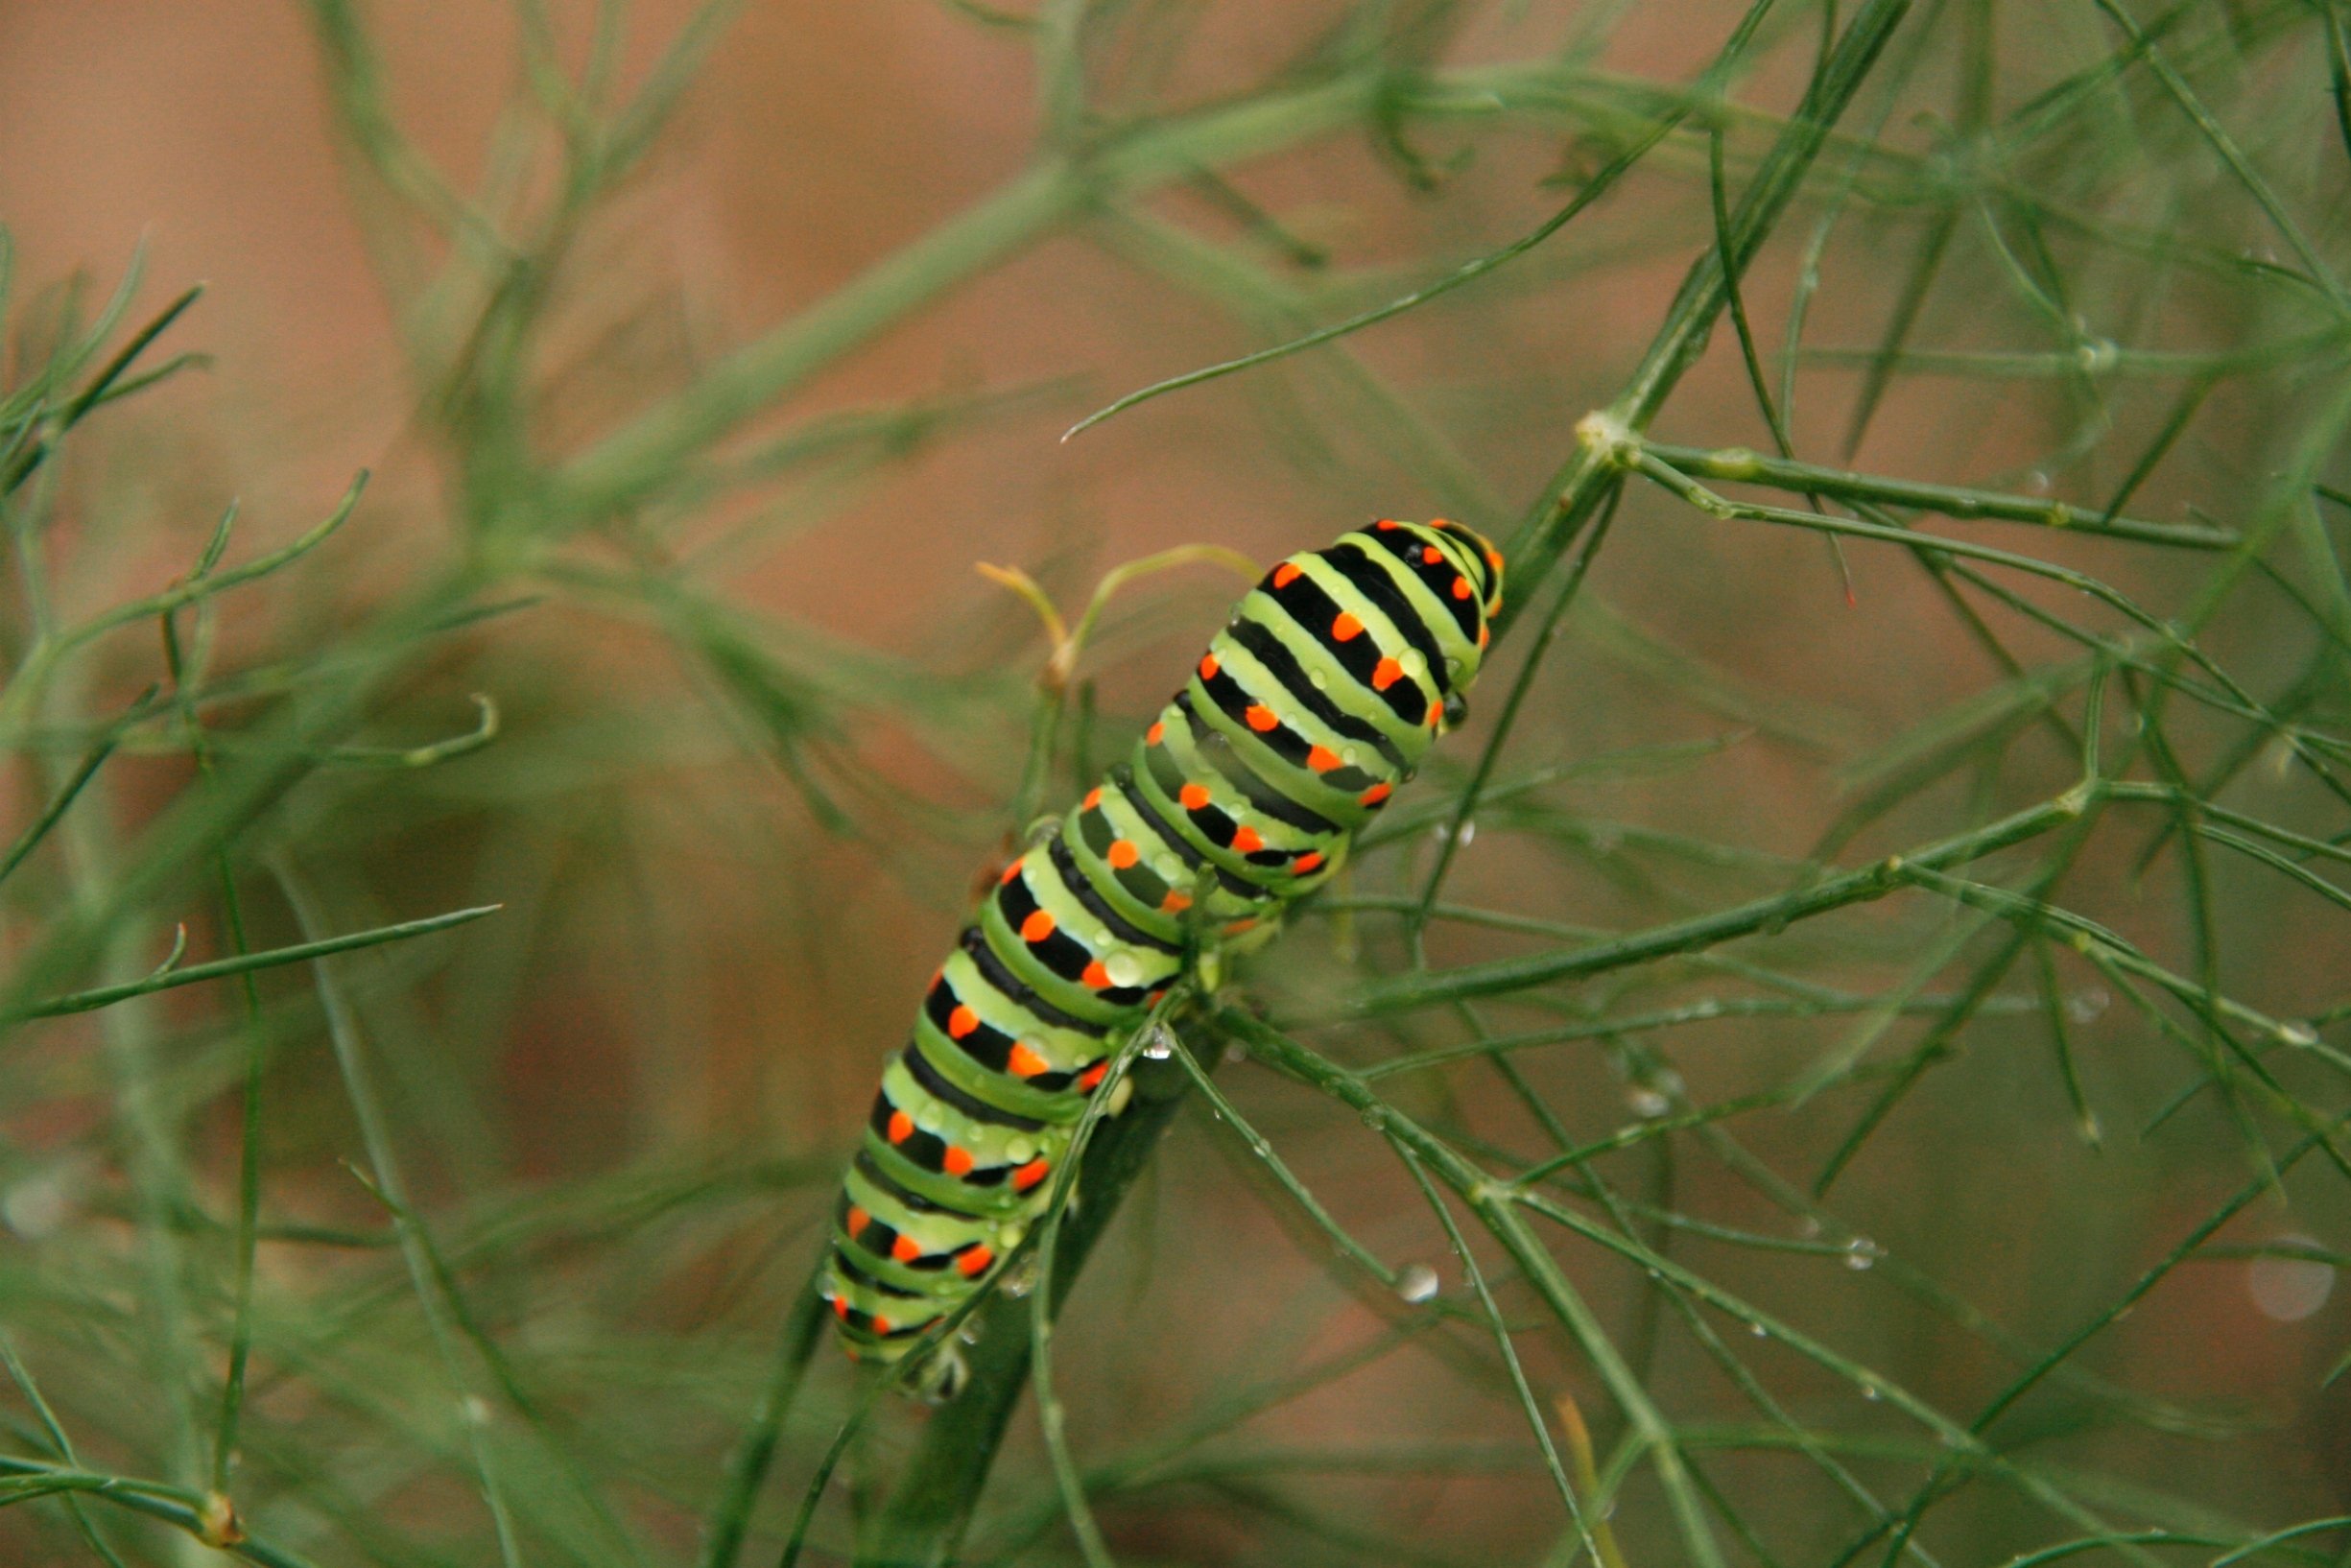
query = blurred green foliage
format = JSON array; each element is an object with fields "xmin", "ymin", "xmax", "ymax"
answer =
[{"xmin": 2, "ymin": 2, "xmax": 2350, "ymax": 1566}]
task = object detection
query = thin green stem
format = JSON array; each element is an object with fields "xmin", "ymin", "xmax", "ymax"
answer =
[{"xmin": 8, "ymin": 903, "xmax": 500, "ymax": 1022}]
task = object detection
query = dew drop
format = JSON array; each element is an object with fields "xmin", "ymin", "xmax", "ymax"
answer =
[
  {"xmin": 2278, "ymin": 1020, "xmax": 2319, "ymax": 1048},
  {"xmin": 1859, "ymin": 1381, "xmax": 1883, "ymax": 1402},
  {"xmin": 1340, "ymin": 746, "xmax": 1360, "ymax": 766},
  {"xmin": 1309, "ymin": 670, "xmax": 1328, "ymax": 690},
  {"xmin": 461, "ymin": 1395, "xmax": 493, "ymax": 1427},
  {"xmin": 1627, "ymin": 1087, "xmax": 1672, "ymax": 1119},
  {"xmin": 1395, "ymin": 1264, "xmax": 1441, "ymax": 1304},
  {"xmin": 1006, "ymin": 1138, "xmax": 1037, "ymax": 1164},
  {"xmin": 1749, "ymin": 1321, "xmax": 1769, "ymax": 1339},
  {"xmin": 2248, "ymin": 1233, "xmax": 2335, "ymax": 1322},
  {"xmin": 1842, "ymin": 1237, "xmax": 1880, "ymax": 1271},
  {"xmin": 2065, "ymin": 987, "xmax": 2110, "ymax": 1023},
  {"xmin": 1140, "ymin": 1027, "xmax": 1176, "ymax": 1061},
  {"xmin": 1105, "ymin": 951, "xmax": 1144, "ymax": 987},
  {"xmin": 1153, "ymin": 855, "xmax": 1183, "ymax": 883},
  {"xmin": 2024, "ymin": 470, "xmax": 2052, "ymax": 494},
  {"xmin": 3, "ymin": 1174, "xmax": 74, "ymax": 1240}
]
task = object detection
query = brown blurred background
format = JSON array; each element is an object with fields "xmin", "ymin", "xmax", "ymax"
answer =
[{"xmin": 2, "ymin": 1, "xmax": 2346, "ymax": 1563}]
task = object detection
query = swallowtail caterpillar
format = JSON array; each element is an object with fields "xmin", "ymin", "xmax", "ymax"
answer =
[{"xmin": 822, "ymin": 519, "xmax": 1505, "ymax": 1396}]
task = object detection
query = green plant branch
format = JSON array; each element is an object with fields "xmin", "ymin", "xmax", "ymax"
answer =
[
  {"xmin": 1320, "ymin": 784, "xmax": 2074, "ymax": 1021},
  {"xmin": 1, "ymin": 1337, "xmax": 131, "ymax": 1568},
  {"xmin": 0, "ymin": 1454, "xmax": 321, "ymax": 1568},
  {"xmin": 275, "ymin": 866, "xmax": 526, "ymax": 1568},
  {"xmin": 1639, "ymin": 440, "xmax": 2240, "ymax": 549},
  {"xmin": 1399, "ymin": 1152, "xmax": 1603, "ymax": 1558},
  {"xmin": 7, "ymin": 903, "xmax": 499, "ymax": 1022}
]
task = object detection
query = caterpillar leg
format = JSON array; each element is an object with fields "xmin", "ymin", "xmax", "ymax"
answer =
[
  {"xmin": 910, "ymin": 1343, "xmax": 969, "ymax": 1404},
  {"xmin": 1104, "ymin": 1071, "xmax": 1135, "ymax": 1117}
]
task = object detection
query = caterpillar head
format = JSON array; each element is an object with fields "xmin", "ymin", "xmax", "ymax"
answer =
[
  {"xmin": 1434, "ymin": 518, "xmax": 1506, "ymax": 617},
  {"xmin": 1414, "ymin": 518, "xmax": 1506, "ymax": 720}
]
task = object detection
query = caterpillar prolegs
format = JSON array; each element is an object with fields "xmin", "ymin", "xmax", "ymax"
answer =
[{"xmin": 821, "ymin": 518, "xmax": 1506, "ymax": 1394}]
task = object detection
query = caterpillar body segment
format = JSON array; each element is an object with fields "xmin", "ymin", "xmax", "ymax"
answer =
[{"xmin": 821, "ymin": 519, "xmax": 1505, "ymax": 1390}]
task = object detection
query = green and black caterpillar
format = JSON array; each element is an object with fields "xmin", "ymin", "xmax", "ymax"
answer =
[{"xmin": 822, "ymin": 518, "xmax": 1505, "ymax": 1390}]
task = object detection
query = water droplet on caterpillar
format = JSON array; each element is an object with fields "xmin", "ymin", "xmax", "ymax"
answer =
[{"xmin": 1105, "ymin": 951, "xmax": 1144, "ymax": 987}]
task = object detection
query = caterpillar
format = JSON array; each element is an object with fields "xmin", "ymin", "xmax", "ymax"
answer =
[{"xmin": 821, "ymin": 518, "xmax": 1505, "ymax": 1394}]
